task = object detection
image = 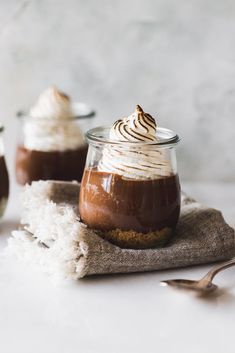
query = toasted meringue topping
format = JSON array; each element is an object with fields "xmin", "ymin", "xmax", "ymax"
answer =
[
  {"xmin": 98, "ymin": 105, "xmax": 173, "ymax": 179},
  {"xmin": 30, "ymin": 86, "xmax": 74, "ymax": 120},
  {"xmin": 110, "ymin": 105, "xmax": 157, "ymax": 142},
  {"xmin": 24, "ymin": 86, "xmax": 85, "ymax": 151}
]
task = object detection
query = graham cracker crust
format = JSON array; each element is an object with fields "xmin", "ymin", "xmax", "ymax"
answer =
[{"xmin": 98, "ymin": 227, "xmax": 172, "ymax": 249}]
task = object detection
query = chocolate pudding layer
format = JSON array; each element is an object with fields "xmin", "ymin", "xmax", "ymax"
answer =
[
  {"xmin": 16, "ymin": 144, "xmax": 88, "ymax": 185},
  {"xmin": 0, "ymin": 156, "xmax": 9, "ymax": 218},
  {"xmin": 79, "ymin": 168, "xmax": 180, "ymax": 248}
]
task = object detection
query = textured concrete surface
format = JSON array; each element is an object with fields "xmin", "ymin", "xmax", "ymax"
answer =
[{"xmin": 0, "ymin": 0, "xmax": 235, "ymax": 182}]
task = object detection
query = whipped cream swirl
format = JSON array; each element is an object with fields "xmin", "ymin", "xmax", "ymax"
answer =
[
  {"xmin": 24, "ymin": 87, "xmax": 85, "ymax": 152},
  {"xmin": 98, "ymin": 105, "xmax": 172, "ymax": 179}
]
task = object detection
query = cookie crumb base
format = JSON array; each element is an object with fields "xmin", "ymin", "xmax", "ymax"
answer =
[{"xmin": 99, "ymin": 227, "xmax": 172, "ymax": 249}]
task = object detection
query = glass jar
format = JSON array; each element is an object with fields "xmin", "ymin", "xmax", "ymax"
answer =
[
  {"xmin": 79, "ymin": 126, "xmax": 181, "ymax": 249},
  {"xmin": 0, "ymin": 126, "xmax": 9, "ymax": 220},
  {"xmin": 15, "ymin": 114, "xmax": 95, "ymax": 185}
]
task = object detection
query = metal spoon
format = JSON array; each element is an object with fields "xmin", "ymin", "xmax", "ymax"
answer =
[{"xmin": 161, "ymin": 258, "xmax": 235, "ymax": 293}]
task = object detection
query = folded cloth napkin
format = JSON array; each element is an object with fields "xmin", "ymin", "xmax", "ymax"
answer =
[{"xmin": 7, "ymin": 181, "xmax": 235, "ymax": 281}]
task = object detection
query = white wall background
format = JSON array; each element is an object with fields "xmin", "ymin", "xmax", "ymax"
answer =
[{"xmin": 0, "ymin": 0, "xmax": 235, "ymax": 183}]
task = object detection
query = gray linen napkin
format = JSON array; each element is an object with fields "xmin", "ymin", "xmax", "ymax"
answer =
[{"xmin": 8, "ymin": 181, "xmax": 235, "ymax": 280}]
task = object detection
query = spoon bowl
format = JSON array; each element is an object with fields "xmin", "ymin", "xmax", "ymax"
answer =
[
  {"xmin": 160, "ymin": 258, "xmax": 235, "ymax": 294},
  {"xmin": 161, "ymin": 279, "xmax": 218, "ymax": 292}
]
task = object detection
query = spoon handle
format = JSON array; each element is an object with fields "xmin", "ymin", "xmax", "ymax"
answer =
[{"xmin": 202, "ymin": 258, "xmax": 235, "ymax": 282}]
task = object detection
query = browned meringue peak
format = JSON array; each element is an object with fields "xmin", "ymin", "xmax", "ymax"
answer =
[
  {"xmin": 98, "ymin": 105, "xmax": 172, "ymax": 179},
  {"xmin": 110, "ymin": 105, "xmax": 157, "ymax": 142},
  {"xmin": 29, "ymin": 86, "xmax": 74, "ymax": 120},
  {"xmin": 52, "ymin": 87, "xmax": 70, "ymax": 104}
]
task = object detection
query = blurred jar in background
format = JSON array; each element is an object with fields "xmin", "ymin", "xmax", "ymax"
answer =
[
  {"xmin": 15, "ymin": 86, "xmax": 95, "ymax": 185},
  {"xmin": 0, "ymin": 125, "xmax": 9, "ymax": 220}
]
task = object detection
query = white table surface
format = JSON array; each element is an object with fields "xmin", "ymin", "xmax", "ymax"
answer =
[{"xmin": 0, "ymin": 182, "xmax": 235, "ymax": 353}]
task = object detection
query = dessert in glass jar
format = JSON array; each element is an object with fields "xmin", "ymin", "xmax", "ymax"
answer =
[
  {"xmin": 79, "ymin": 105, "xmax": 181, "ymax": 249},
  {"xmin": 15, "ymin": 86, "xmax": 91, "ymax": 185},
  {"xmin": 0, "ymin": 125, "xmax": 9, "ymax": 220}
]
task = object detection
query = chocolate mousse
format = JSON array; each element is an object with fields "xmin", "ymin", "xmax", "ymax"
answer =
[
  {"xmin": 79, "ymin": 169, "xmax": 180, "ymax": 248},
  {"xmin": 0, "ymin": 155, "xmax": 9, "ymax": 219},
  {"xmin": 79, "ymin": 105, "xmax": 181, "ymax": 249},
  {"xmin": 16, "ymin": 144, "xmax": 88, "ymax": 184},
  {"xmin": 15, "ymin": 87, "xmax": 88, "ymax": 185}
]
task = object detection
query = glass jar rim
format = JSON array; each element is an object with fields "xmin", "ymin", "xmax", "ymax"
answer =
[
  {"xmin": 86, "ymin": 126, "xmax": 180, "ymax": 147},
  {"xmin": 16, "ymin": 101, "xmax": 96, "ymax": 121},
  {"xmin": 16, "ymin": 114, "xmax": 89, "ymax": 122}
]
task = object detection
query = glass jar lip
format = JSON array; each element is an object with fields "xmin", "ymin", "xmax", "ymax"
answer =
[
  {"xmin": 16, "ymin": 102, "xmax": 96, "ymax": 121},
  {"xmin": 86, "ymin": 125, "xmax": 180, "ymax": 147},
  {"xmin": 16, "ymin": 115, "xmax": 89, "ymax": 122}
]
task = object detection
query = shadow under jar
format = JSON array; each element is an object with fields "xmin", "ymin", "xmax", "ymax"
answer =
[
  {"xmin": 0, "ymin": 126, "xmax": 9, "ymax": 220},
  {"xmin": 79, "ymin": 126, "xmax": 181, "ymax": 249},
  {"xmin": 15, "ymin": 116, "xmax": 89, "ymax": 185}
]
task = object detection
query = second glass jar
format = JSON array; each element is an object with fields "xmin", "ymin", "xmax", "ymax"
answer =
[{"xmin": 15, "ymin": 116, "xmax": 89, "ymax": 185}]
